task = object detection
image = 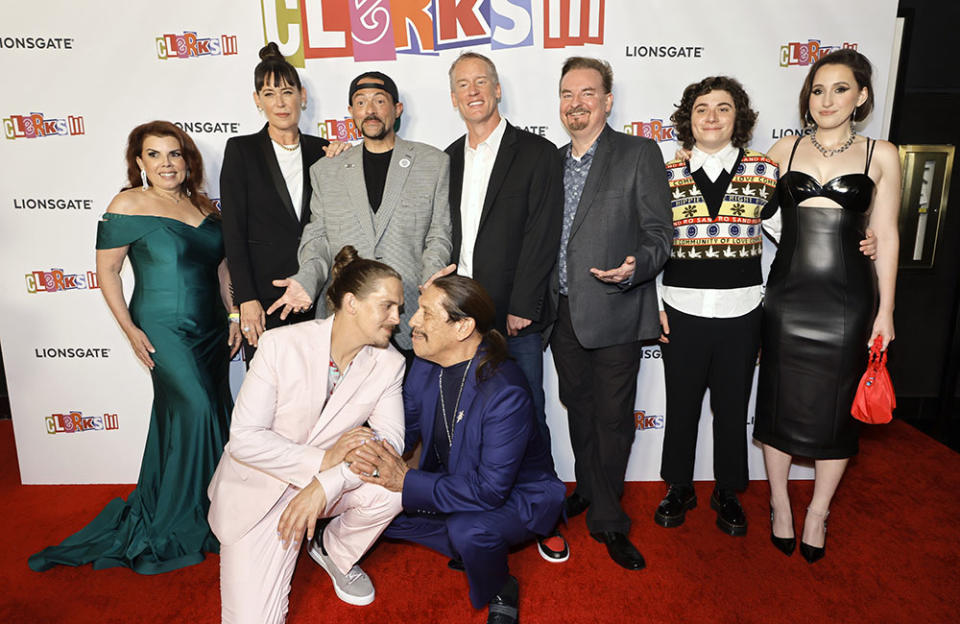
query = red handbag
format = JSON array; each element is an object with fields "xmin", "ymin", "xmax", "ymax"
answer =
[{"xmin": 851, "ymin": 336, "xmax": 896, "ymax": 424}]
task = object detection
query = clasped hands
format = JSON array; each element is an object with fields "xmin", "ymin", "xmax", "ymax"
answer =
[{"xmin": 276, "ymin": 426, "xmax": 388, "ymax": 550}]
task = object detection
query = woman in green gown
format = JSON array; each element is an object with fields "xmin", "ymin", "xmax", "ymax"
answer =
[{"xmin": 28, "ymin": 121, "xmax": 242, "ymax": 574}]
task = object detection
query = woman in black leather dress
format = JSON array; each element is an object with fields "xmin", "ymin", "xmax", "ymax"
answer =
[{"xmin": 754, "ymin": 49, "xmax": 899, "ymax": 563}]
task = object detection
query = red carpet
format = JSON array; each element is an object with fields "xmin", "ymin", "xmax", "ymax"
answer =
[{"xmin": 3, "ymin": 419, "xmax": 959, "ymax": 623}]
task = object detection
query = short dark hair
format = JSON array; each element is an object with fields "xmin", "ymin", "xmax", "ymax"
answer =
[
  {"xmin": 326, "ymin": 245, "xmax": 402, "ymax": 312},
  {"xmin": 560, "ymin": 56, "xmax": 613, "ymax": 94},
  {"xmin": 431, "ymin": 275, "xmax": 508, "ymax": 382},
  {"xmin": 254, "ymin": 42, "xmax": 302, "ymax": 92},
  {"xmin": 670, "ymin": 76, "xmax": 758, "ymax": 150},
  {"xmin": 448, "ymin": 51, "xmax": 500, "ymax": 91},
  {"xmin": 798, "ymin": 48, "xmax": 874, "ymax": 124}
]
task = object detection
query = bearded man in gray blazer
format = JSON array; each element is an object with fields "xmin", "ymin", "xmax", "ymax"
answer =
[
  {"xmin": 269, "ymin": 72, "xmax": 452, "ymax": 358},
  {"xmin": 550, "ymin": 57, "xmax": 672, "ymax": 570}
]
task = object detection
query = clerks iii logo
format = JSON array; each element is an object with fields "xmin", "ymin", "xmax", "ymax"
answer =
[
  {"xmin": 46, "ymin": 411, "xmax": 119, "ymax": 435},
  {"xmin": 156, "ymin": 31, "xmax": 239, "ymax": 59},
  {"xmin": 25, "ymin": 269, "xmax": 99, "ymax": 294},
  {"xmin": 623, "ymin": 119, "xmax": 676, "ymax": 143},
  {"xmin": 780, "ymin": 40, "xmax": 858, "ymax": 67},
  {"xmin": 634, "ymin": 409, "xmax": 665, "ymax": 431},
  {"xmin": 3, "ymin": 113, "xmax": 84, "ymax": 140},
  {"xmin": 262, "ymin": 0, "xmax": 605, "ymax": 66},
  {"xmin": 319, "ymin": 117, "xmax": 361, "ymax": 141}
]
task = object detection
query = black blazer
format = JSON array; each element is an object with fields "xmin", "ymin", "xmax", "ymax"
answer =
[
  {"xmin": 220, "ymin": 124, "xmax": 329, "ymax": 307},
  {"xmin": 446, "ymin": 122, "xmax": 563, "ymax": 337}
]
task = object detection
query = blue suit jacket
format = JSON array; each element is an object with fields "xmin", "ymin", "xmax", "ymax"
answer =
[{"xmin": 401, "ymin": 354, "xmax": 565, "ymax": 536}]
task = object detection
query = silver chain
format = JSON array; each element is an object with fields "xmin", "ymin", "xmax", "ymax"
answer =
[
  {"xmin": 809, "ymin": 131, "xmax": 857, "ymax": 158},
  {"xmin": 439, "ymin": 356, "xmax": 474, "ymax": 448}
]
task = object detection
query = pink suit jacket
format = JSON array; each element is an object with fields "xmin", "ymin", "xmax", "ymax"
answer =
[{"xmin": 207, "ymin": 316, "xmax": 405, "ymax": 546}]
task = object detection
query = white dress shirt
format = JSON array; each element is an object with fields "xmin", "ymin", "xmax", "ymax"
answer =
[
  {"xmin": 456, "ymin": 117, "xmax": 506, "ymax": 278},
  {"xmin": 271, "ymin": 141, "xmax": 304, "ymax": 220},
  {"xmin": 658, "ymin": 141, "xmax": 763, "ymax": 318}
]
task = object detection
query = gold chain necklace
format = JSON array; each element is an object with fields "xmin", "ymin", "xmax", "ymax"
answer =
[{"xmin": 271, "ymin": 135, "xmax": 300, "ymax": 151}]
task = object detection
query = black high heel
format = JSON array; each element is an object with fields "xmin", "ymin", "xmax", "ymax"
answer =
[
  {"xmin": 799, "ymin": 507, "xmax": 829, "ymax": 564},
  {"xmin": 769, "ymin": 500, "xmax": 795, "ymax": 557}
]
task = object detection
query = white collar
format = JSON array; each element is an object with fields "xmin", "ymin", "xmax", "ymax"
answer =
[
  {"xmin": 466, "ymin": 117, "xmax": 507, "ymax": 155},
  {"xmin": 689, "ymin": 143, "xmax": 739, "ymax": 179}
]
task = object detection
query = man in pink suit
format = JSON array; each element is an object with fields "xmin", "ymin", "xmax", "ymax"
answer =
[{"xmin": 208, "ymin": 247, "xmax": 406, "ymax": 624}]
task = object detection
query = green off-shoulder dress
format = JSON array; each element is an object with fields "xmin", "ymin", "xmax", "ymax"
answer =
[{"xmin": 28, "ymin": 213, "xmax": 233, "ymax": 574}]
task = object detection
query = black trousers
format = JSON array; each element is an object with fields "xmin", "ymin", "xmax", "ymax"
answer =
[
  {"xmin": 551, "ymin": 296, "xmax": 641, "ymax": 535},
  {"xmin": 659, "ymin": 303, "xmax": 761, "ymax": 491}
]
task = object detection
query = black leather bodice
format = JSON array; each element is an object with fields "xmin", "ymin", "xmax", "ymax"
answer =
[{"xmin": 779, "ymin": 136, "xmax": 876, "ymax": 214}]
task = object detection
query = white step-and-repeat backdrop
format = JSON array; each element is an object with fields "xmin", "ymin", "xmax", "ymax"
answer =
[{"xmin": 1, "ymin": 0, "xmax": 898, "ymax": 484}]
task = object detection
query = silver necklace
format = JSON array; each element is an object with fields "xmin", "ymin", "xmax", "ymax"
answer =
[
  {"xmin": 809, "ymin": 131, "xmax": 856, "ymax": 158},
  {"xmin": 438, "ymin": 355, "xmax": 473, "ymax": 448}
]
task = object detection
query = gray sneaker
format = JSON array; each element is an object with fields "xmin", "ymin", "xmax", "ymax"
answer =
[{"xmin": 308, "ymin": 530, "xmax": 375, "ymax": 606}]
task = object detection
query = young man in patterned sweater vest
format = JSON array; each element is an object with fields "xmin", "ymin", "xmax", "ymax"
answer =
[{"xmin": 653, "ymin": 77, "xmax": 875, "ymax": 538}]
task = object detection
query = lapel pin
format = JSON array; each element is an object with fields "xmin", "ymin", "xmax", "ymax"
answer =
[
  {"xmin": 399, "ymin": 158, "xmax": 411, "ymax": 168},
  {"xmin": 345, "ymin": 163, "xmax": 355, "ymax": 168},
  {"xmin": 456, "ymin": 411, "xmax": 464, "ymax": 423}
]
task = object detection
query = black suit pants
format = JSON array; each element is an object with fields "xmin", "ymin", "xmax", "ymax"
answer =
[
  {"xmin": 551, "ymin": 296, "xmax": 641, "ymax": 535},
  {"xmin": 659, "ymin": 303, "xmax": 761, "ymax": 491}
]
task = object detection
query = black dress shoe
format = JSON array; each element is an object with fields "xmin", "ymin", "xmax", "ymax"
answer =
[
  {"xmin": 590, "ymin": 531, "xmax": 646, "ymax": 570},
  {"xmin": 487, "ymin": 575, "xmax": 519, "ymax": 624},
  {"xmin": 710, "ymin": 488, "xmax": 747, "ymax": 537},
  {"xmin": 654, "ymin": 484, "xmax": 697, "ymax": 528},
  {"xmin": 769, "ymin": 501, "xmax": 796, "ymax": 557},
  {"xmin": 564, "ymin": 492, "xmax": 591, "ymax": 518},
  {"xmin": 800, "ymin": 507, "xmax": 829, "ymax": 564},
  {"xmin": 537, "ymin": 529, "xmax": 570, "ymax": 563}
]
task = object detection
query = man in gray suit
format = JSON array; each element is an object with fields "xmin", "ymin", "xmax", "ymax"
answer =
[
  {"xmin": 268, "ymin": 71, "xmax": 452, "ymax": 359},
  {"xmin": 550, "ymin": 57, "xmax": 672, "ymax": 570}
]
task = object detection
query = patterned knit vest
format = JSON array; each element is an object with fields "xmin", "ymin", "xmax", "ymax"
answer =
[{"xmin": 663, "ymin": 149, "xmax": 778, "ymax": 289}]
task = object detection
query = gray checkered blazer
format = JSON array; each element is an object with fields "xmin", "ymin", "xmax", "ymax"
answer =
[{"xmin": 292, "ymin": 136, "xmax": 452, "ymax": 349}]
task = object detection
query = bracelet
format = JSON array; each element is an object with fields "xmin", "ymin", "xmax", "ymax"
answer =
[{"xmin": 228, "ymin": 313, "xmax": 240, "ymax": 323}]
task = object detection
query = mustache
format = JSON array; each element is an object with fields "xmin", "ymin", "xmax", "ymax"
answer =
[
  {"xmin": 363, "ymin": 115, "xmax": 384, "ymax": 123},
  {"xmin": 566, "ymin": 107, "xmax": 590, "ymax": 115}
]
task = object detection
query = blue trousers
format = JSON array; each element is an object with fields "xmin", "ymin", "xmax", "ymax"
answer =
[
  {"xmin": 384, "ymin": 495, "xmax": 534, "ymax": 608},
  {"xmin": 507, "ymin": 332, "xmax": 550, "ymax": 445}
]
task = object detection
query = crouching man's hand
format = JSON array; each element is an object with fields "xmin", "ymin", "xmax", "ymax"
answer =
[
  {"xmin": 277, "ymin": 478, "xmax": 327, "ymax": 550},
  {"xmin": 352, "ymin": 440, "xmax": 409, "ymax": 492}
]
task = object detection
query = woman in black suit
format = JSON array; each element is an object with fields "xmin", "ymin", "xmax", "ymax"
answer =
[{"xmin": 220, "ymin": 42, "xmax": 330, "ymax": 364}]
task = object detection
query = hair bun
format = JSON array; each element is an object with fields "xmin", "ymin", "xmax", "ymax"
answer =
[
  {"xmin": 259, "ymin": 42, "xmax": 284, "ymax": 61},
  {"xmin": 330, "ymin": 245, "xmax": 360, "ymax": 284}
]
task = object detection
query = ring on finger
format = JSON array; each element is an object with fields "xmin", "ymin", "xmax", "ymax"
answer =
[
  {"xmin": 243, "ymin": 326, "xmax": 251, "ymax": 332},
  {"xmin": 372, "ymin": 468, "xmax": 380, "ymax": 478}
]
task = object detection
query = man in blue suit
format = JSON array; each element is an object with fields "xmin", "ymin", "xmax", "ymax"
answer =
[{"xmin": 351, "ymin": 275, "xmax": 565, "ymax": 624}]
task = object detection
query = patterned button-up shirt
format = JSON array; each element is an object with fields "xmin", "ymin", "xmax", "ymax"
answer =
[{"xmin": 558, "ymin": 138, "xmax": 599, "ymax": 295}]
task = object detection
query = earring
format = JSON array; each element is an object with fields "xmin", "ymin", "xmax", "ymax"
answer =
[
  {"xmin": 257, "ymin": 107, "xmax": 264, "ymax": 114},
  {"xmin": 140, "ymin": 168, "xmax": 149, "ymax": 190},
  {"xmin": 300, "ymin": 101, "xmax": 307, "ymax": 111}
]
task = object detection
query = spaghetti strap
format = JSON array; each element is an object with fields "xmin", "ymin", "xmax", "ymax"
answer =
[
  {"xmin": 786, "ymin": 135, "xmax": 804, "ymax": 172},
  {"xmin": 864, "ymin": 138, "xmax": 876, "ymax": 173}
]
